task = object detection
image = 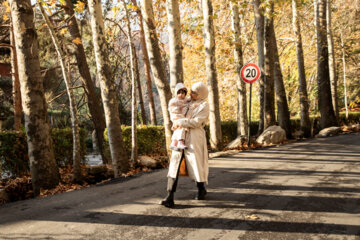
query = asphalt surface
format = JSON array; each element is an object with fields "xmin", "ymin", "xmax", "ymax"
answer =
[{"xmin": 0, "ymin": 133, "xmax": 359, "ymax": 240}]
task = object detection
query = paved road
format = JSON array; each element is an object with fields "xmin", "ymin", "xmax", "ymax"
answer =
[{"xmin": 0, "ymin": 133, "xmax": 359, "ymax": 240}]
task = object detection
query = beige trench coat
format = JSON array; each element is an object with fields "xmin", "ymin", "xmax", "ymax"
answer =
[{"xmin": 167, "ymin": 100, "xmax": 210, "ymax": 183}]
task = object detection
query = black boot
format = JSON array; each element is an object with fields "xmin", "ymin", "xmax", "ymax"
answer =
[
  {"xmin": 159, "ymin": 191, "xmax": 174, "ymax": 208},
  {"xmin": 195, "ymin": 182, "xmax": 207, "ymax": 200}
]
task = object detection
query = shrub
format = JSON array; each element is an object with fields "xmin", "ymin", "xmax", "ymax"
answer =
[
  {"xmin": 0, "ymin": 128, "xmax": 86, "ymax": 177},
  {"xmin": 104, "ymin": 125, "xmax": 167, "ymax": 159}
]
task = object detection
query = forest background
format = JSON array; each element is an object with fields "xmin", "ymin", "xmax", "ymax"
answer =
[{"xmin": 0, "ymin": 0, "xmax": 359, "ymax": 199}]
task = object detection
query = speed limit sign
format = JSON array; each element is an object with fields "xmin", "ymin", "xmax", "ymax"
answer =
[{"xmin": 240, "ymin": 63, "xmax": 261, "ymax": 84}]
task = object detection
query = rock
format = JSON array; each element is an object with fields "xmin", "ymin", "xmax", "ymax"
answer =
[
  {"xmin": 256, "ymin": 125, "xmax": 286, "ymax": 146},
  {"xmin": 226, "ymin": 135, "xmax": 247, "ymax": 149},
  {"xmin": 351, "ymin": 124, "xmax": 360, "ymax": 132},
  {"xmin": 294, "ymin": 130, "xmax": 304, "ymax": 139},
  {"xmin": 0, "ymin": 189, "xmax": 9, "ymax": 204},
  {"xmin": 138, "ymin": 156, "xmax": 158, "ymax": 168},
  {"xmin": 84, "ymin": 165, "xmax": 113, "ymax": 184},
  {"xmin": 315, "ymin": 126, "xmax": 342, "ymax": 138}
]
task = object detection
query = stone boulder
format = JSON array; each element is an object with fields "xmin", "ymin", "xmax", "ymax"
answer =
[
  {"xmin": 138, "ymin": 156, "xmax": 158, "ymax": 168},
  {"xmin": 226, "ymin": 135, "xmax": 247, "ymax": 149},
  {"xmin": 315, "ymin": 126, "xmax": 342, "ymax": 138},
  {"xmin": 256, "ymin": 125, "xmax": 286, "ymax": 146},
  {"xmin": 84, "ymin": 165, "xmax": 113, "ymax": 184}
]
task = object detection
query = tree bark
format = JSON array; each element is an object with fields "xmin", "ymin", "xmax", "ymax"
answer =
[
  {"xmin": 340, "ymin": 31, "xmax": 348, "ymax": 119},
  {"xmin": 39, "ymin": 3, "xmax": 82, "ymax": 183},
  {"xmin": 272, "ymin": 25, "xmax": 292, "ymax": 139},
  {"xmin": 88, "ymin": 0, "xmax": 129, "ymax": 176},
  {"xmin": 315, "ymin": 0, "xmax": 337, "ymax": 129},
  {"xmin": 202, "ymin": 0, "xmax": 222, "ymax": 151},
  {"xmin": 10, "ymin": 16, "xmax": 22, "ymax": 131},
  {"xmin": 134, "ymin": 49, "xmax": 147, "ymax": 125},
  {"xmin": 231, "ymin": 1, "xmax": 248, "ymax": 137},
  {"xmin": 326, "ymin": 0, "xmax": 339, "ymax": 119},
  {"xmin": 123, "ymin": 0, "xmax": 138, "ymax": 166},
  {"xmin": 9, "ymin": 0, "xmax": 59, "ymax": 195},
  {"xmin": 292, "ymin": 0, "xmax": 311, "ymax": 137},
  {"xmin": 253, "ymin": 0, "xmax": 265, "ymax": 135},
  {"xmin": 63, "ymin": 0, "xmax": 107, "ymax": 164},
  {"xmin": 263, "ymin": 2, "xmax": 276, "ymax": 129},
  {"xmin": 132, "ymin": 0, "xmax": 157, "ymax": 125},
  {"xmin": 141, "ymin": 0, "xmax": 172, "ymax": 156},
  {"xmin": 166, "ymin": 0, "xmax": 184, "ymax": 95}
]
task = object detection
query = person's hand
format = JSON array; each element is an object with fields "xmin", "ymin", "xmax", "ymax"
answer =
[{"xmin": 173, "ymin": 122, "xmax": 179, "ymax": 129}]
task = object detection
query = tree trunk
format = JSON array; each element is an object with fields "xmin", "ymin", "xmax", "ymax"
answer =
[
  {"xmin": 39, "ymin": 3, "xmax": 82, "ymax": 183},
  {"xmin": 202, "ymin": 0, "xmax": 222, "ymax": 151},
  {"xmin": 9, "ymin": 0, "xmax": 59, "ymax": 195},
  {"xmin": 263, "ymin": 2, "xmax": 276, "ymax": 129},
  {"xmin": 340, "ymin": 31, "xmax": 349, "ymax": 119},
  {"xmin": 271, "ymin": 25, "xmax": 292, "ymax": 139},
  {"xmin": 88, "ymin": 0, "xmax": 129, "ymax": 176},
  {"xmin": 253, "ymin": 0, "xmax": 265, "ymax": 135},
  {"xmin": 326, "ymin": 0, "xmax": 339, "ymax": 119},
  {"xmin": 10, "ymin": 16, "xmax": 22, "ymax": 131},
  {"xmin": 134, "ymin": 49, "xmax": 147, "ymax": 125},
  {"xmin": 231, "ymin": 1, "xmax": 248, "ymax": 137},
  {"xmin": 64, "ymin": 0, "xmax": 107, "ymax": 164},
  {"xmin": 292, "ymin": 0, "xmax": 311, "ymax": 137},
  {"xmin": 315, "ymin": 0, "xmax": 337, "ymax": 129},
  {"xmin": 141, "ymin": 0, "xmax": 172, "ymax": 156},
  {"xmin": 132, "ymin": 0, "xmax": 157, "ymax": 125},
  {"xmin": 166, "ymin": 0, "xmax": 184, "ymax": 95},
  {"xmin": 123, "ymin": 0, "xmax": 138, "ymax": 166}
]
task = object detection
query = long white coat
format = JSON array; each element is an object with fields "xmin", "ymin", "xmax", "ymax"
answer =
[{"xmin": 167, "ymin": 100, "xmax": 210, "ymax": 183}]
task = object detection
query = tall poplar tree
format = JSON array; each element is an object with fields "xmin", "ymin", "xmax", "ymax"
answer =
[
  {"xmin": 202, "ymin": 0, "xmax": 222, "ymax": 150},
  {"xmin": 39, "ymin": 3, "xmax": 82, "ymax": 182},
  {"xmin": 123, "ymin": 0, "xmax": 138, "ymax": 166},
  {"xmin": 9, "ymin": 0, "xmax": 59, "ymax": 195},
  {"xmin": 9, "ymin": 15, "xmax": 21, "ymax": 131},
  {"xmin": 253, "ymin": 0, "xmax": 265, "ymax": 135},
  {"xmin": 131, "ymin": 0, "xmax": 157, "ymax": 125},
  {"xmin": 88, "ymin": 0, "xmax": 129, "ymax": 176},
  {"xmin": 263, "ymin": 1, "xmax": 276, "ymax": 129},
  {"xmin": 315, "ymin": 0, "xmax": 337, "ymax": 129},
  {"xmin": 141, "ymin": 0, "xmax": 172, "ymax": 155},
  {"xmin": 326, "ymin": 0, "xmax": 339, "ymax": 118},
  {"xmin": 292, "ymin": 0, "xmax": 311, "ymax": 137},
  {"xmin": 231, "ymin": 0, "xmax": 248, "ymax": 137},
  {"xmin": 63, "ymin": 0, "xmax": 108, "ymax": 163},
  {"xmin": 166, "ymin": 0, "xmax": 184, "ymax": 94}
]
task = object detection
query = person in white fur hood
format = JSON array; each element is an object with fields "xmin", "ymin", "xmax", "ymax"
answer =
[
  {"xmin": 168, "ymin": 83, "xmax": 191, "ymax": 151},
  {"xmin": 160, "ymin": 82, "xmax": 210, "ymax": 208}
]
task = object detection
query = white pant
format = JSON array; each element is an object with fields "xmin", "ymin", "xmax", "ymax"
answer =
[{"xmin": 172, "ymin": 128, "xmax": 187, "ymax": 141}]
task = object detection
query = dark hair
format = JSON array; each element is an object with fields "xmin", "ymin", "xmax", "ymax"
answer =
[{"xmin": 177, "ymin": 89, "xmax": 187, "ymax": 95}]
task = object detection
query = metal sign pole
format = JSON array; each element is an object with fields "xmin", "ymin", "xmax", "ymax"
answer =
[{"xmin": 248, "ymin": 83, "xmax": 252, "ymax": 147}]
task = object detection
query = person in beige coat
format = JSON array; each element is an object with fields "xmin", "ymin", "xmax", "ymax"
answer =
[{"xmin": 160, "ymin": 82, "xmax": 210, "ymax": 208}]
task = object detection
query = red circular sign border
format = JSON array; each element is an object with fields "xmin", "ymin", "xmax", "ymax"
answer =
[{"xmin": 240, "ymin": 63, "xmax": 261, "ymax": 84}]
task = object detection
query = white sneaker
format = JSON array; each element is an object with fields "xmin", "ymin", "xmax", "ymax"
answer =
[
  {"xmin": 170, "ymin": 145, "xmax": 180, "ymax": 151},
  {"xmin": 177, "ymin": 142, "xmax": 188, "ymax": 150}
]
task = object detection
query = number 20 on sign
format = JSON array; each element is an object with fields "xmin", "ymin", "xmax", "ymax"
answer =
[
  {"xmin": 240, "ymin": 63, "xmax": 261, "ymax": 146},
  {"xmin": 240, "ymin": 63, "xmax": 261, "ymax": 84}
]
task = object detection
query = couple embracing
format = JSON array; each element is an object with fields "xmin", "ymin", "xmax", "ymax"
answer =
[{"xmin": 160, "ymin": 82, "xmax": 210, "ymax": 208}]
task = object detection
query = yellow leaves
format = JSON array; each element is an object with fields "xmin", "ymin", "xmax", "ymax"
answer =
[
  {"xmin": 112, "ymin": 6, "xmax": 120, "ymax": 16},
  {"xmin": 74, "ymin": 1, "xmax": 86, "ymax": 13},
  {"xmin": 72, "ymin": 37, "xmax": 82, "ymax": 45},
  {"xmin": 48, "ymin": 0, "xmax": 57, "ymax": 7},
  {"xmin": 59, "ymin": 28, "xmax": 68, "ymax": 35},
  {"xmin": 2, "ymin": 0, "xmax": 10, "ymax": 21}
]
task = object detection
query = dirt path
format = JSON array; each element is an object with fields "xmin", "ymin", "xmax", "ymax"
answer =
[{"xmin": 0, "ymin": 133, "xmax": 359, "ymax": 239}]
